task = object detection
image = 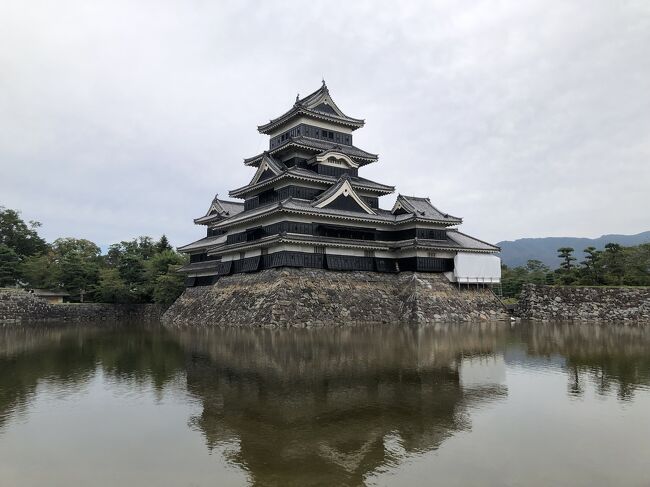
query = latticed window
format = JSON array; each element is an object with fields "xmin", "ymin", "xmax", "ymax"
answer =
[
  {"xmin": 314, "ymin": 245, "xmax": 326, "ymax": 254},
  {"xmin": 364, "ymin": 250, "xmax": 375, "ymax": 258}
]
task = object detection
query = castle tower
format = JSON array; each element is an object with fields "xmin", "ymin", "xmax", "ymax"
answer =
[{"xmin": 178, "ymin": 83, "xmax": 500, "ymax": 286}]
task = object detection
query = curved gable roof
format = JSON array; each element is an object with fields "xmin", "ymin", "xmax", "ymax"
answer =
[
  {"xmin": 258, "ymin": 82, "xmax": 365, "ymax": 134},
  {"xmin": 312, "ymin": 176, "xmax": 376, "ymax": 215},
  {"xmin": 193, "ymin": 196, "xmax": 245, "ymax": 225},
  {"xmin": 392, "ymin": 195, "xmax": 462, "ymax": 224}
]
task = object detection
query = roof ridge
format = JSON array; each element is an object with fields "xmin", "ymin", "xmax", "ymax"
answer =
[
  {"xmin": 400, "ymin": 194, "xmax": 430, "ymax": 201},
  {"xmin": 399, "ymin": 195, "xmax": 461, "ymax": 221},
  {"xmin": 216, "ymin": 198, "xmax": 244, "ymax": 205},
  {"xmin": 297, "ymin": 82, "xmax": 327, "ymax": 104}
]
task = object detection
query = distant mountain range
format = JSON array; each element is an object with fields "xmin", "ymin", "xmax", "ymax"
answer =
[{"xmin": 497, "ymin": 231, "xmax": 650, "ymax": 269}]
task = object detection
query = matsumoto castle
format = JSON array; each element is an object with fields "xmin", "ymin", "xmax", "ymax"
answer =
[{"xmin": 178, "ymin": 82, "xmax": 501, "ymax": 286}]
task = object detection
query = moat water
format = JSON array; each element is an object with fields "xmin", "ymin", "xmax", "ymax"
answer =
[{"xmin": 1, "ymin": 322, "xmax": 649, "ymax": 487}]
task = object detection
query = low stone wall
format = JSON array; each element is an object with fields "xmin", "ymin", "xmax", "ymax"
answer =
[
  {"xmin": 162, "ymin": 268, "xmax": 507, "ymax": 328},
  {"xmin": 0, "ymin": 288, "xmax": 163, "ymax": 324},
  {"xmin": 517, "ymin": 284, "xmax": 650, "ymax": 322}
]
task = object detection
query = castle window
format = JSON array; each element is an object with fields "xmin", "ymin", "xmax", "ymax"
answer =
[
  {"xmin": 239, "ymin": 251, "xmax": 245, "ymax": 260},
  {"xmin": 314, "ymin": 245, "xmax": 326, "ymax": 254},
  {"xmin": 364, "ymin": 250, "xmax": 375, "ymax": 258}
]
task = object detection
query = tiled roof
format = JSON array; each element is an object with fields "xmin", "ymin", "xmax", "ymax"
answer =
[
  {"xmin": 393, "ymin": 195, "xmax": 462, "ymax": 224},
  {"xmin": 219, "ymin": 200, "xmax": 245, "ymax": 215},
  {"xmin": 177, "ymin": 235, "xmax": 227, "ymax": 252},
  {"xmin": 310, "ymin": 175, "xmax": 349, "ymax": 204},
  {"xmin": 229, "ymin": 167, "xmax": 394, "ymax": 198},
  {"xmin": 244, "ymin": 136, "xmax": 378, "ymax": 166},
  {"xmin": 206, "ymin": 230, "xmax": 498, "ymax": 255},
  {"xmin": 446, "ymin": 230, "xmax": 500, "ymax": 251},
  {"xmin": 193, "ymin": 197, "xmax": 245, "ymax": 224},
  {"xmin": 177, "ymin": 260, "xmax": 222, "ymax": 273},
  {"xmin": 211, "ymin": 197, "xmax": 463, "ymax": 230},
  {"xmin": 290, "ymin": 168, "xmax": 393, "ymax": 192},
  {"xmin": 260, "ymin": 153, "xmax": 287, "ymax": 173},
  {"xmin": 258, "ymin": 83, "xmax": 365, "ymax": 134}
]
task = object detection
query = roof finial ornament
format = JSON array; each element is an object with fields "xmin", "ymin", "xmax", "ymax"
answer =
[{"xmin": 295, "ymin": 93, "xmax": 299, "ymax": 103}]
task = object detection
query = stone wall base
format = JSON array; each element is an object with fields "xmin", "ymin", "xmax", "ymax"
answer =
[
  {"xmin": 162, "ymin": 268, "xmax": 507, "ymax": 328},
  {"xmin": 517, "ymin": 284, "xmax": 650, "ymax": 322},
  {"xmin": 0, "ymin": 288, "xmax": 163, "ymax": 324}
]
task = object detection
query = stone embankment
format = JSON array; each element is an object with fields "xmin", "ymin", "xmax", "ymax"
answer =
[
  {"xmin": 517, "ymin": 284, "xmax": 650, "ymax": 322},
  {"xmin": 0, "ymin": 288, "xmax": 162, "ymax": 324},
  {"xmin": 163, "ymin": 268, "xmax": 508, "ymax": 328}
]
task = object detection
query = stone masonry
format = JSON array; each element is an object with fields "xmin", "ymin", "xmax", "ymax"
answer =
[
  {"xmin": 162, "ymin": 268, "xmax": 508, "ymax": 328},
  {"xmin": 517, "ymin": 284, "xmax": 650, "ymax": 322},
  {"xmin": 0, "ymin": 288, "xmax": 162, "ymax": 324}
]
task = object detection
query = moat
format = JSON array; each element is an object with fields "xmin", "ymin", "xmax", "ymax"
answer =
[{"xmin": 1, "ymin": 322, "xmax": 649, "ymax": 486}]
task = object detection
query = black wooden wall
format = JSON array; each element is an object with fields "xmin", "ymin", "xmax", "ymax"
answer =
[{"xmin": 185, "ymin": 252, "xmax": 455, "ymax": 286}]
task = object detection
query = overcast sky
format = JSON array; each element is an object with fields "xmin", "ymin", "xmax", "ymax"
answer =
[{"xmin": 1, "ymin": 0, "xmax": 649, "ymax": 248}]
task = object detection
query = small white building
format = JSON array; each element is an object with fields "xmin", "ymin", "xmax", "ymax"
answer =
[{"xmin": 31, "ymin": 289, "xmax": 70, "ymax": 304}]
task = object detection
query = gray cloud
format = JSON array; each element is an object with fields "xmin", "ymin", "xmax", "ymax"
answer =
[{"xmin": 1, "ymin": 0, "xmax": 649, "ymax": 247}]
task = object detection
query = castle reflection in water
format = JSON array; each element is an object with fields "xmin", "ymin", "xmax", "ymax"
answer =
[{"xmin": 1, "ymin": 323, "xmax": 650, "ymax": 486}]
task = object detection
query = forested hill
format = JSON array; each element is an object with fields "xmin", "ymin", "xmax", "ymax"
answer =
[{"xmin": 498, "ymin": 231, "xmax": 650, "ymax": 268}]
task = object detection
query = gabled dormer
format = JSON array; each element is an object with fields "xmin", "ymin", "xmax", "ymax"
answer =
[
  {"xmin": 391, "ymin": 195, "xmax": 462, "ymax": 225},
  {"xmin": 194, "ymin": 195, "xmax": 245, "ymax": 225},
  {"xmin": 311, "ymin": 148, "xmax": 360, "ymax": 178},
  {"xmin": 312, "ymin": 176, "xmax": 376, "ymax": 215},
  {"xmin": 249, "ymin": 153, "xmax": 285, "ymax": 185}
]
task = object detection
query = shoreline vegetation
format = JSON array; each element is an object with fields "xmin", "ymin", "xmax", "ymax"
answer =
[
  {"xmin": 501, "ymin": 244, "xmax": 650, "ymax": 298},
  {"xmin": 0, "ymin": 206, "xmax": 188, "ymax": 307}
]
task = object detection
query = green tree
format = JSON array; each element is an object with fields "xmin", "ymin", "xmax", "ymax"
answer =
[
  {"xmin": 155, "ymin": 235, "xmax": 172, "ymax": 253},
  {"xmin": 20, "ymin": 252, "xmax": 60, "ymax": 289},
  {"xmin": 0, "ymin": 244, "xmax": 20, "ymax": 287},
  {"xmin": 580, "ymin": 246, "xmax": 602, "ymax": 284},
  {"xmin": 101, "ymin": 236, "xmax": 186, "ymax": 304},
  {"xmin": 152, "ymin": 273, "xmax": 185, "ymax": 307},
  {"xmin": 621, "ymin": 244, "xmax": 650, "ymax": 286},
  {"xmin": 51, "ymin": 238, "xmax": 101, "ymax": 302},
  {"xmin": 558, "ymin": 247, "xmax": 576, "ymax": 271},
  {"xmin": 556, "ymin": 247, "xmax": 578, "ymax": 285},
  {"xmin": 0, "ymin": 207, "xmax": 47, "ymax": 259},
  {"xmin": 144, "ymin": 249, "xmax": 187, "ymax": 305},
  {"xmin": 525, "ymin": 259, "xmax": 551, "ymax": 284},
  {"xmin": 93, "ymin": 268, "xmax": 131, "ymax": 303},
  {"xmin": 603, "ymin": 243, "xmax": 625, "ymax": 284},
  {"xmin": 145, "ymin": 249, "xmax": 185, "ymax": 279}
]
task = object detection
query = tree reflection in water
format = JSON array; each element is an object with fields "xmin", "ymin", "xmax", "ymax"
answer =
[
  {"xmin": 0, "ymin": 324, "xmax": 186, "ymax": 432},
  {"xmin": 509, "ymin": 323, "xmax": 650, "ymax": 401}
]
